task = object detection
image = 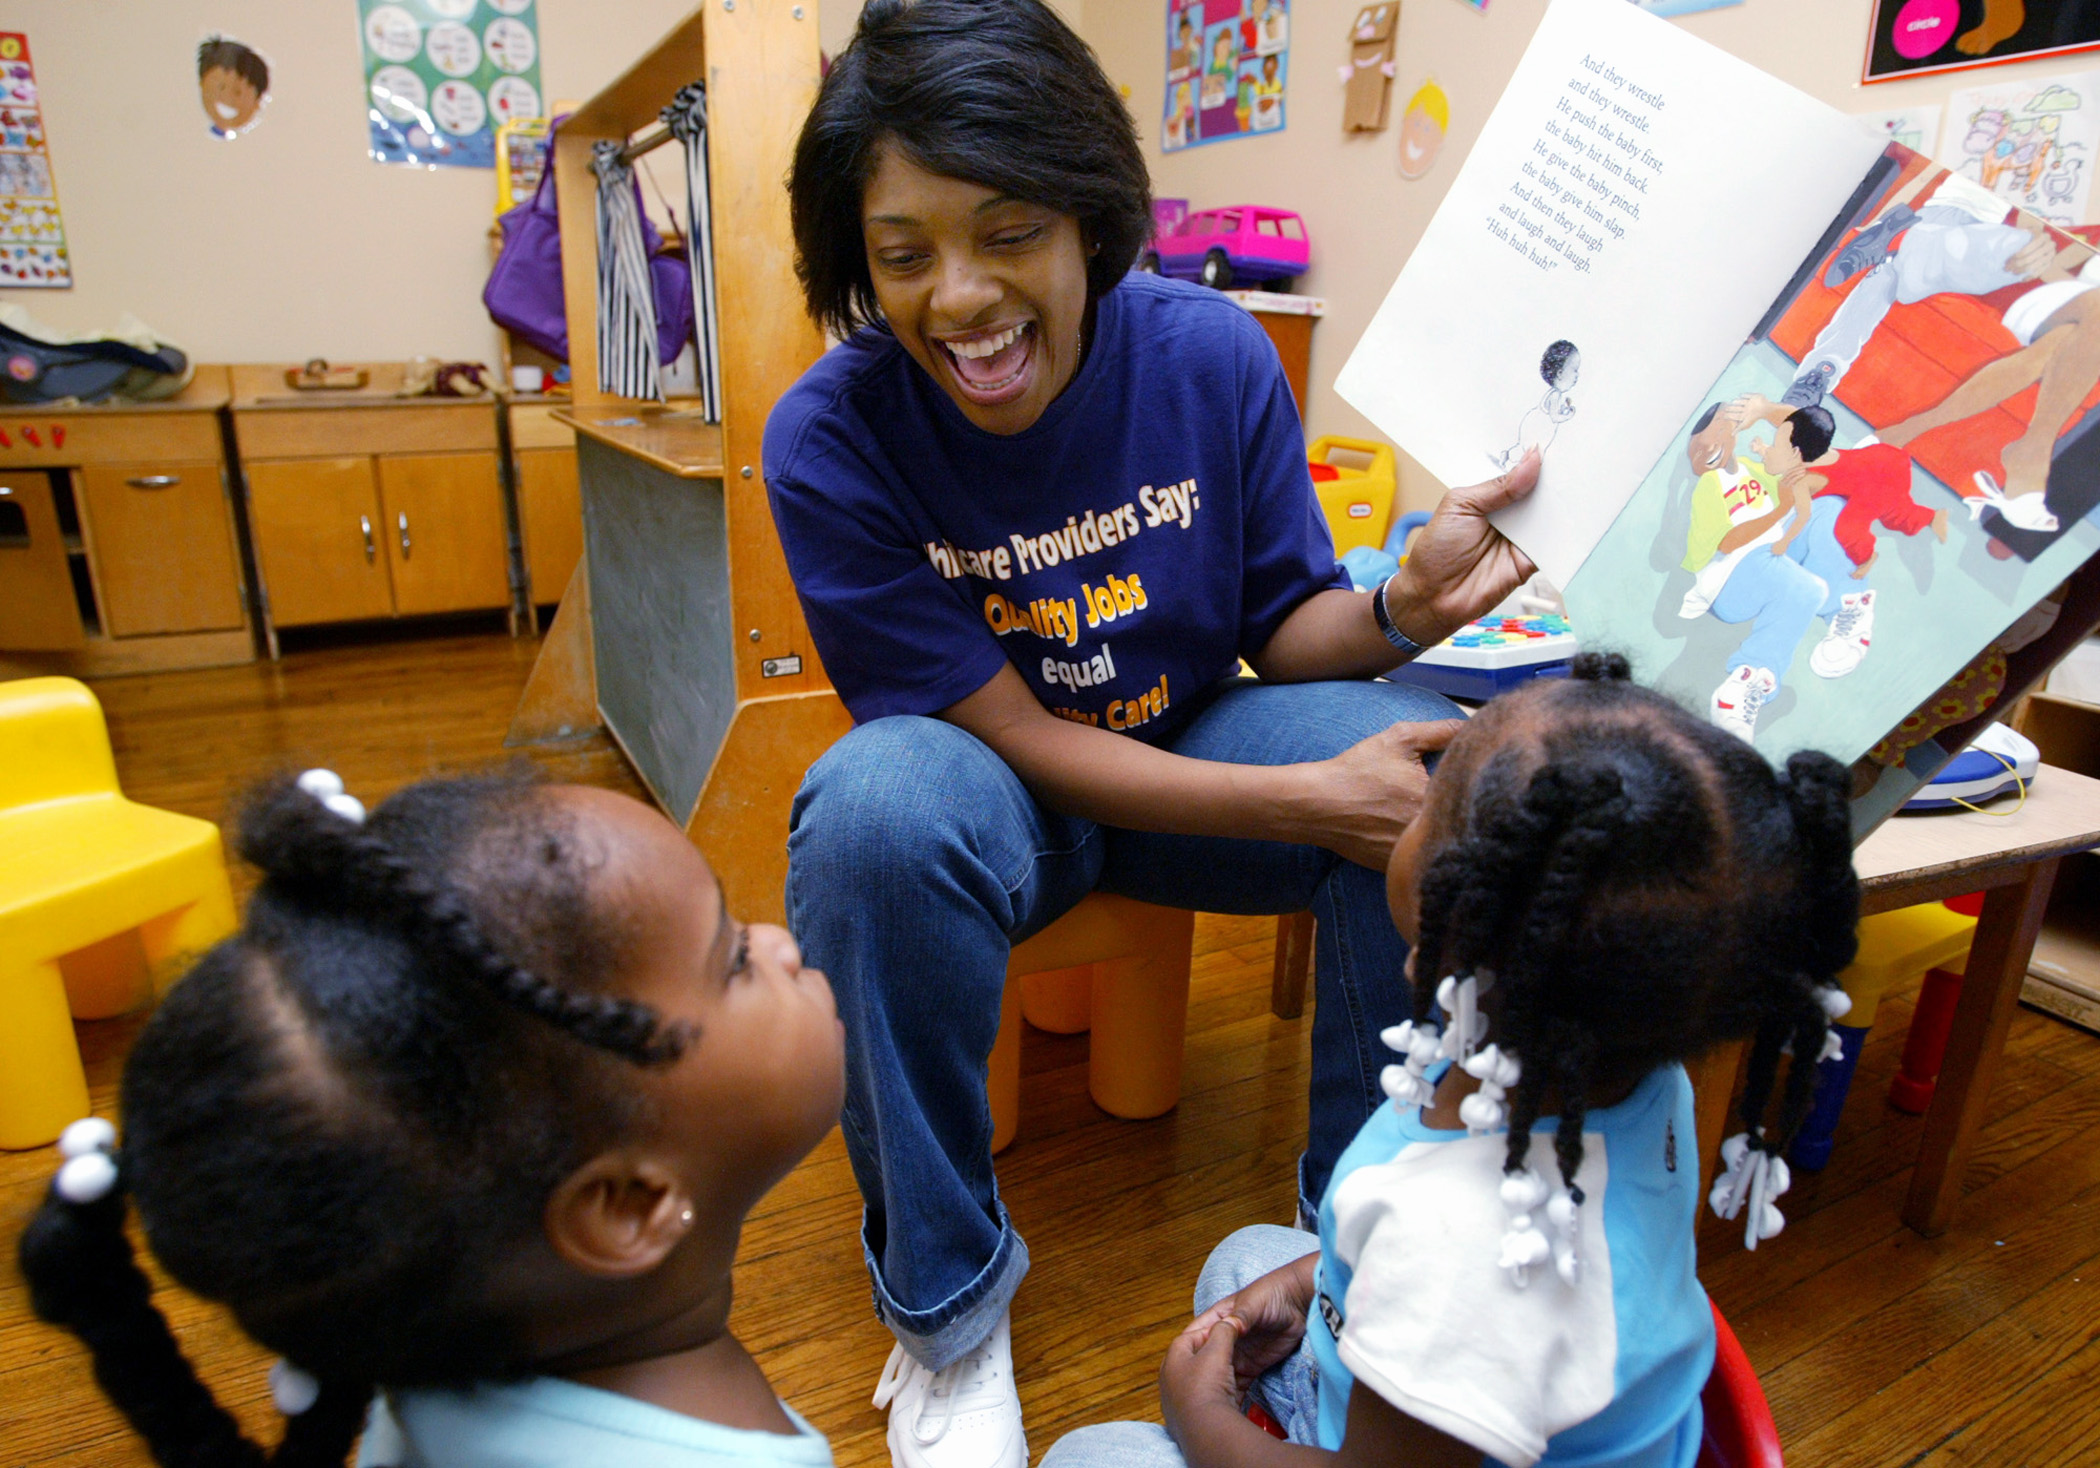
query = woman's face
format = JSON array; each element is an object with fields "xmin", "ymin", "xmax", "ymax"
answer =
[{"xmin": 861, "ymin": 145, "xmax": 1092, "ymax": 436}]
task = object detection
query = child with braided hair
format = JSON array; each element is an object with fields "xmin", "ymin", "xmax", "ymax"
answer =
[
  {"xmin": 1045, "ymin": 652, "xmax": 1859, "ymax": 1468},
  {"xmin": 17, "ymin": 769, "xmax": 846, "ymax": 1468}
]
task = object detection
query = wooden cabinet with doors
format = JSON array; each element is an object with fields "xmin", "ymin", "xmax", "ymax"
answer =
[
  {"xmin": 506, "ymin": 394, "xmax": 583, "ymax": 607},
  {"xmin": 230, "ymin": 365, "xmax": 516, "ymax": 650},
  {"xmin": 0, "ymin": 367, "xmax": 254, "ymax": 679}
]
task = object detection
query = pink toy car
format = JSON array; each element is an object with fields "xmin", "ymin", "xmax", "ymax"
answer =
[{"xmin": 1140, "ymin": 205, "xmax": 1309, "ymax": 290}]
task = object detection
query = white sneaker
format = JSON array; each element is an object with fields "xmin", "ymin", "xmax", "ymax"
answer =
[
  {"xmin": 872, "ymin": 1311, "xmax": 1027, "ymax": 1468},
  {"xmin": 1809, "ymin": 590, "xmax": 1876, "ymax": 678},
  {"xmin": 1710, "ymin": 666, "xmax": 1777, "ymax": 743}
]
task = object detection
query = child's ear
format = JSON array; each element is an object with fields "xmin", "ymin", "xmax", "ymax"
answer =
[{"xmin": 544, "ymin": 1153, "xmax": 694, "ymax": 1278}]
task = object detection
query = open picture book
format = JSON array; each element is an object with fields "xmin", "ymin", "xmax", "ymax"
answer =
[{"xmin": 1338, "ymin": 0, "xmax": 2100, "ymax": 831}]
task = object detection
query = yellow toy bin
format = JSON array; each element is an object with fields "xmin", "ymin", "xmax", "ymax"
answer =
[{"xmin": 1308, "ymin": 436, "xmax": 1397, "ymax": 556}]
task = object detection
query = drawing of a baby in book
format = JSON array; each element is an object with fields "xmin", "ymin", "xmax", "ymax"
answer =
[{"xmin": 1492, "ymin": 339, "xmax": 1579, "ymax": 470}]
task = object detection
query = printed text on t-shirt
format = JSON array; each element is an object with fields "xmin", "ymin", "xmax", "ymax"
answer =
[{"xmin": 921, "ymin": 478, "xmax": 1205, "ymax": 583}]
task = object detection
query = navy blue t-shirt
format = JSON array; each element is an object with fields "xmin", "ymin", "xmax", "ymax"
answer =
[{"xmin": 762, "ymin": 273, "xmax": 1347, "ymax": 746}]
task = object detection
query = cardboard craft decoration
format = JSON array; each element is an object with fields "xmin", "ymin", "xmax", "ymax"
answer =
[
  {"xmin": 1397, "ymin": 75, "xmax": 1449, "ymax": 177},
  {"xmin": 1342, "ymin": 3, "xmax": 1399, "ymax": 133}
]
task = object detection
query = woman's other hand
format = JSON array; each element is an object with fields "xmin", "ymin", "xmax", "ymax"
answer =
[
  {"xmin": 1385, "ymin": 449, "xmax": 1541, "ymax": 645},
  {"xmin": 1303, "ymin": 718, "xmax": 1464, "ymax": 871}
]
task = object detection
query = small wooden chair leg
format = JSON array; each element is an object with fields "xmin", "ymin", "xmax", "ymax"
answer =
[{"xmin": 1271, "ymin": 911, "xmax": 1314, "ymax": 1019}]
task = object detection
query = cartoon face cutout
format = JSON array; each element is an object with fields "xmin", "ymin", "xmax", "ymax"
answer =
[
  {"xmin": 1397, "ymin": 78, "xmax": 1450, "ymax": 180},
  {"xmin": 200, "ymin": 64, "xmax": 261, "ymax": 133}
]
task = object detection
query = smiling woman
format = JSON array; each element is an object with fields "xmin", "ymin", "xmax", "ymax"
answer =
[{"xmin": 761, "ymin": 6, "xmax": 1544, "ymax": 1467}]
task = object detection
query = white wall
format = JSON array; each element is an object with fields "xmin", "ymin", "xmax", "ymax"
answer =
[
  {"xmin": 1080, "ymin": 0, "xmax": 2099, "ymax": 513},
  {"xmin": 0, "ymin": 0, "xmax": 694, "ymax": 366}
]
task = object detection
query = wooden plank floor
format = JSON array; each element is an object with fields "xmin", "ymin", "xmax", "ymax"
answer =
[{"xmin": 4, "ymin": 633, "xmax": 2098, "ymax": 1466}]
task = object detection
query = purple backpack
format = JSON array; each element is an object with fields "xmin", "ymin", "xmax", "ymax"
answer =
[{"xmin": 483, "ymin": 129, "xmax": 694, "ymax": 366}]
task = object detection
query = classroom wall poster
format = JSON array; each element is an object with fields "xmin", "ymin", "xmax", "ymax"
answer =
[
  {"xmin": 1164, "ymin": 0, "xmax": 1290, "ymax": 152},
  {"xmin": 0, "ymin": 34, "xmax": 68, "ymax": 288},
  {"xmin": 1939, "ymin": 70, "xmax": 2097, "ymax": 226},
  {"xmin": 358, "ymin": 0, "xmax": 544, "ymax": 169},
  {"xmin": 1868, "ymin": 0, "xmax": 2100, "ymax": 82}
]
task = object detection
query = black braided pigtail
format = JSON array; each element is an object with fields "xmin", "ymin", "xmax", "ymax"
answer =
[
  {"xmin": 1780, "ymin": 751, "xmax": 1861, "ymax": 985},
  {"xmin": 266, "ymin": 1382, "xmax": 372, "ymax": 1468},
  {"xmin": 19, "ymin": 1167, "xmax": 367, "ymax": 1468},
  {"xmin": 238, "ymin": 776, "xmax": 686, "ymax": 1064},
  {"xmin": 1550, "ymin": 1024, "xmax": 1596, "ymax": 1201},
  {"xmin": 1568, "ymin": 650, "xmax": 1631, "ymax": 683},
  {"xmin": 1501, "ymin": 1064, "xmax": 1546, "ymax": 1176}
]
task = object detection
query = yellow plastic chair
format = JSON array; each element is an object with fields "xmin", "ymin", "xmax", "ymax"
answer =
[
  {"xmin": 0, "ymin": 677, "xmax": 236, "ymax": 1150},
  {"xmin": 988, "ymin": 893, "xmax": 1196, "ymax": 1154}
]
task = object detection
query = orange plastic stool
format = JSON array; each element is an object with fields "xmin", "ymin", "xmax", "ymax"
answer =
[
  {"xmin": 988, "ymin": 893, "xmax": 1195, "ymax": 1153},
  {"xmin": 0, "ymin": 678, "xmax": 237, "ymax": 1150}
]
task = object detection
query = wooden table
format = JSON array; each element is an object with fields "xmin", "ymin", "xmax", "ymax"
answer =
[{"xmin": 1691, "ymin": 764, "xmax": 2100, "ymax": 1236}]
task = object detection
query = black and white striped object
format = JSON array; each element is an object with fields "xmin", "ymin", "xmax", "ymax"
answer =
[
  {"xmin": 592, "ymin": 140, "xmax": 663, "ymax": 402},
  {"xmin": 663, "ymin": 83, "xmax": 723, "ymax": 424}
]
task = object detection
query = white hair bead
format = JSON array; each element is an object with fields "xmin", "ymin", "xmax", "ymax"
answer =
[
  {"xmin": 1459, "ymin": 1091, "xmax": 1506, "ymax": 1132},
  {"xmin": 270, "ymin": 1359, "xmax": 321, "ymax": 1416},
  {"xmin": 1499, "ymin": 1168, "xmax": 1549, "ymax": 1212},
  {"xmin": 296, "ymin": 768, "xmax": 345, "ymax": 800},
  {"xmin": 55, "ymin": 1151, "xmax": 118, "ymax": 1204},
  {"xmin": 1820, "ymin": 1030, "xmax": 1846, "ymax": 1064},
  {"xmin": 322, "ymin": 792, "xmax": 366, "ymax": 824},
  {"xmin": 1462, "ymin": 1044, "xmax": 1522, "ymax": 1090},
  {"xmin": 1817, "ymin": 987, "xmax": 1854, "ymax": 1021},
  {"xmin": 57, "ymin": 1117, "xmax": 116, "ymax": 1159}
]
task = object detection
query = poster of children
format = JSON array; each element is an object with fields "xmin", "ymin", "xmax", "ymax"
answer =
[
  {"xmin": 1164, "ymin": 0, "xmax": 1289, "ymax": 151},
  {"xmin": 1940, "ymin": 71, "xmax": 2098, "ymax": 227},
  {"xmin": 0, "ymin": 34, "xmax": 68, "ymax": 288},
  {"xmin": 358, "ymin": 0, "xmax": 545, "ymax": 170}
]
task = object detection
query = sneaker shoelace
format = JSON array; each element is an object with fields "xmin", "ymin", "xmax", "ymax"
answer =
[
  {"xmin": 1830, "ymin": 599, "xmax": 1866, "ymax": 641},
  {"xmin": 873, "ymin": 1339, "xmax": 999, "ymax": 1447},
  {"xmin": 1739, "ymin": 674, "xmax": 1772, "ymax": 724}
]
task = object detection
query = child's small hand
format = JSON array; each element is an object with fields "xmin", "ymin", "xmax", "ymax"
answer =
[
  {"xmin": 1203, "ymin": 1262, "xmax": 1314, "ymax": 1392},
  {"xmin": 1160, "ymin": 1313, "xmax": 1246, "ymax": 1447}
]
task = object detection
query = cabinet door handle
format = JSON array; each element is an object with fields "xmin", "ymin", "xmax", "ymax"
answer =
[
  {"xmin": 397, "ymin": 512, "xmax": 411, "ymax": 558},
  {"xmin": 126, "ymin": 474, "xmax": 182, "ymax": 489},
  {"xmin": 360, "ymin": 515, "xmax": 376, "ymax": 562}
]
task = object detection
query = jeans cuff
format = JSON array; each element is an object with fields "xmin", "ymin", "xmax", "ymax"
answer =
[{"xmin": 864, "ymin": 1205, "xmax": 1031, "ymax": 1372}]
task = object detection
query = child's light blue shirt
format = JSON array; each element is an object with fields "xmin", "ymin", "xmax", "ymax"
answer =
[
  {"xmin": 355, "ymin": 1377, "xmax": 833, "ymax": 1468},
  {"xmin": 1307, "ymin": 1063, "xmax": 1713, "ymax": 1468}
]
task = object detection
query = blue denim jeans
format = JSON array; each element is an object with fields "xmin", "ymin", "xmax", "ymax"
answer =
[
  {"xmin": 1039, "ymin": 1225, "xmax": 1326, "ymax": 1468},
  {"xmin": 785, "ymin": 678, "xmax": 1457, "ymax": 1369},
  {"xmin": 1711, "ymin": 533, "xmax": 1828, "ymax": 688}
]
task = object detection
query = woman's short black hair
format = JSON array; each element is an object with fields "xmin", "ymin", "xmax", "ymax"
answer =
[{"xmin": 789, "ymin": 0, "xmax": 1153, "ymax": 338}]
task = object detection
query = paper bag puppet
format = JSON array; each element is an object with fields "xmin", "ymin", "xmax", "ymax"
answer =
[{"xmin": 1341, "ymin": 4, "xmax": 1398, "ymax": 133}]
